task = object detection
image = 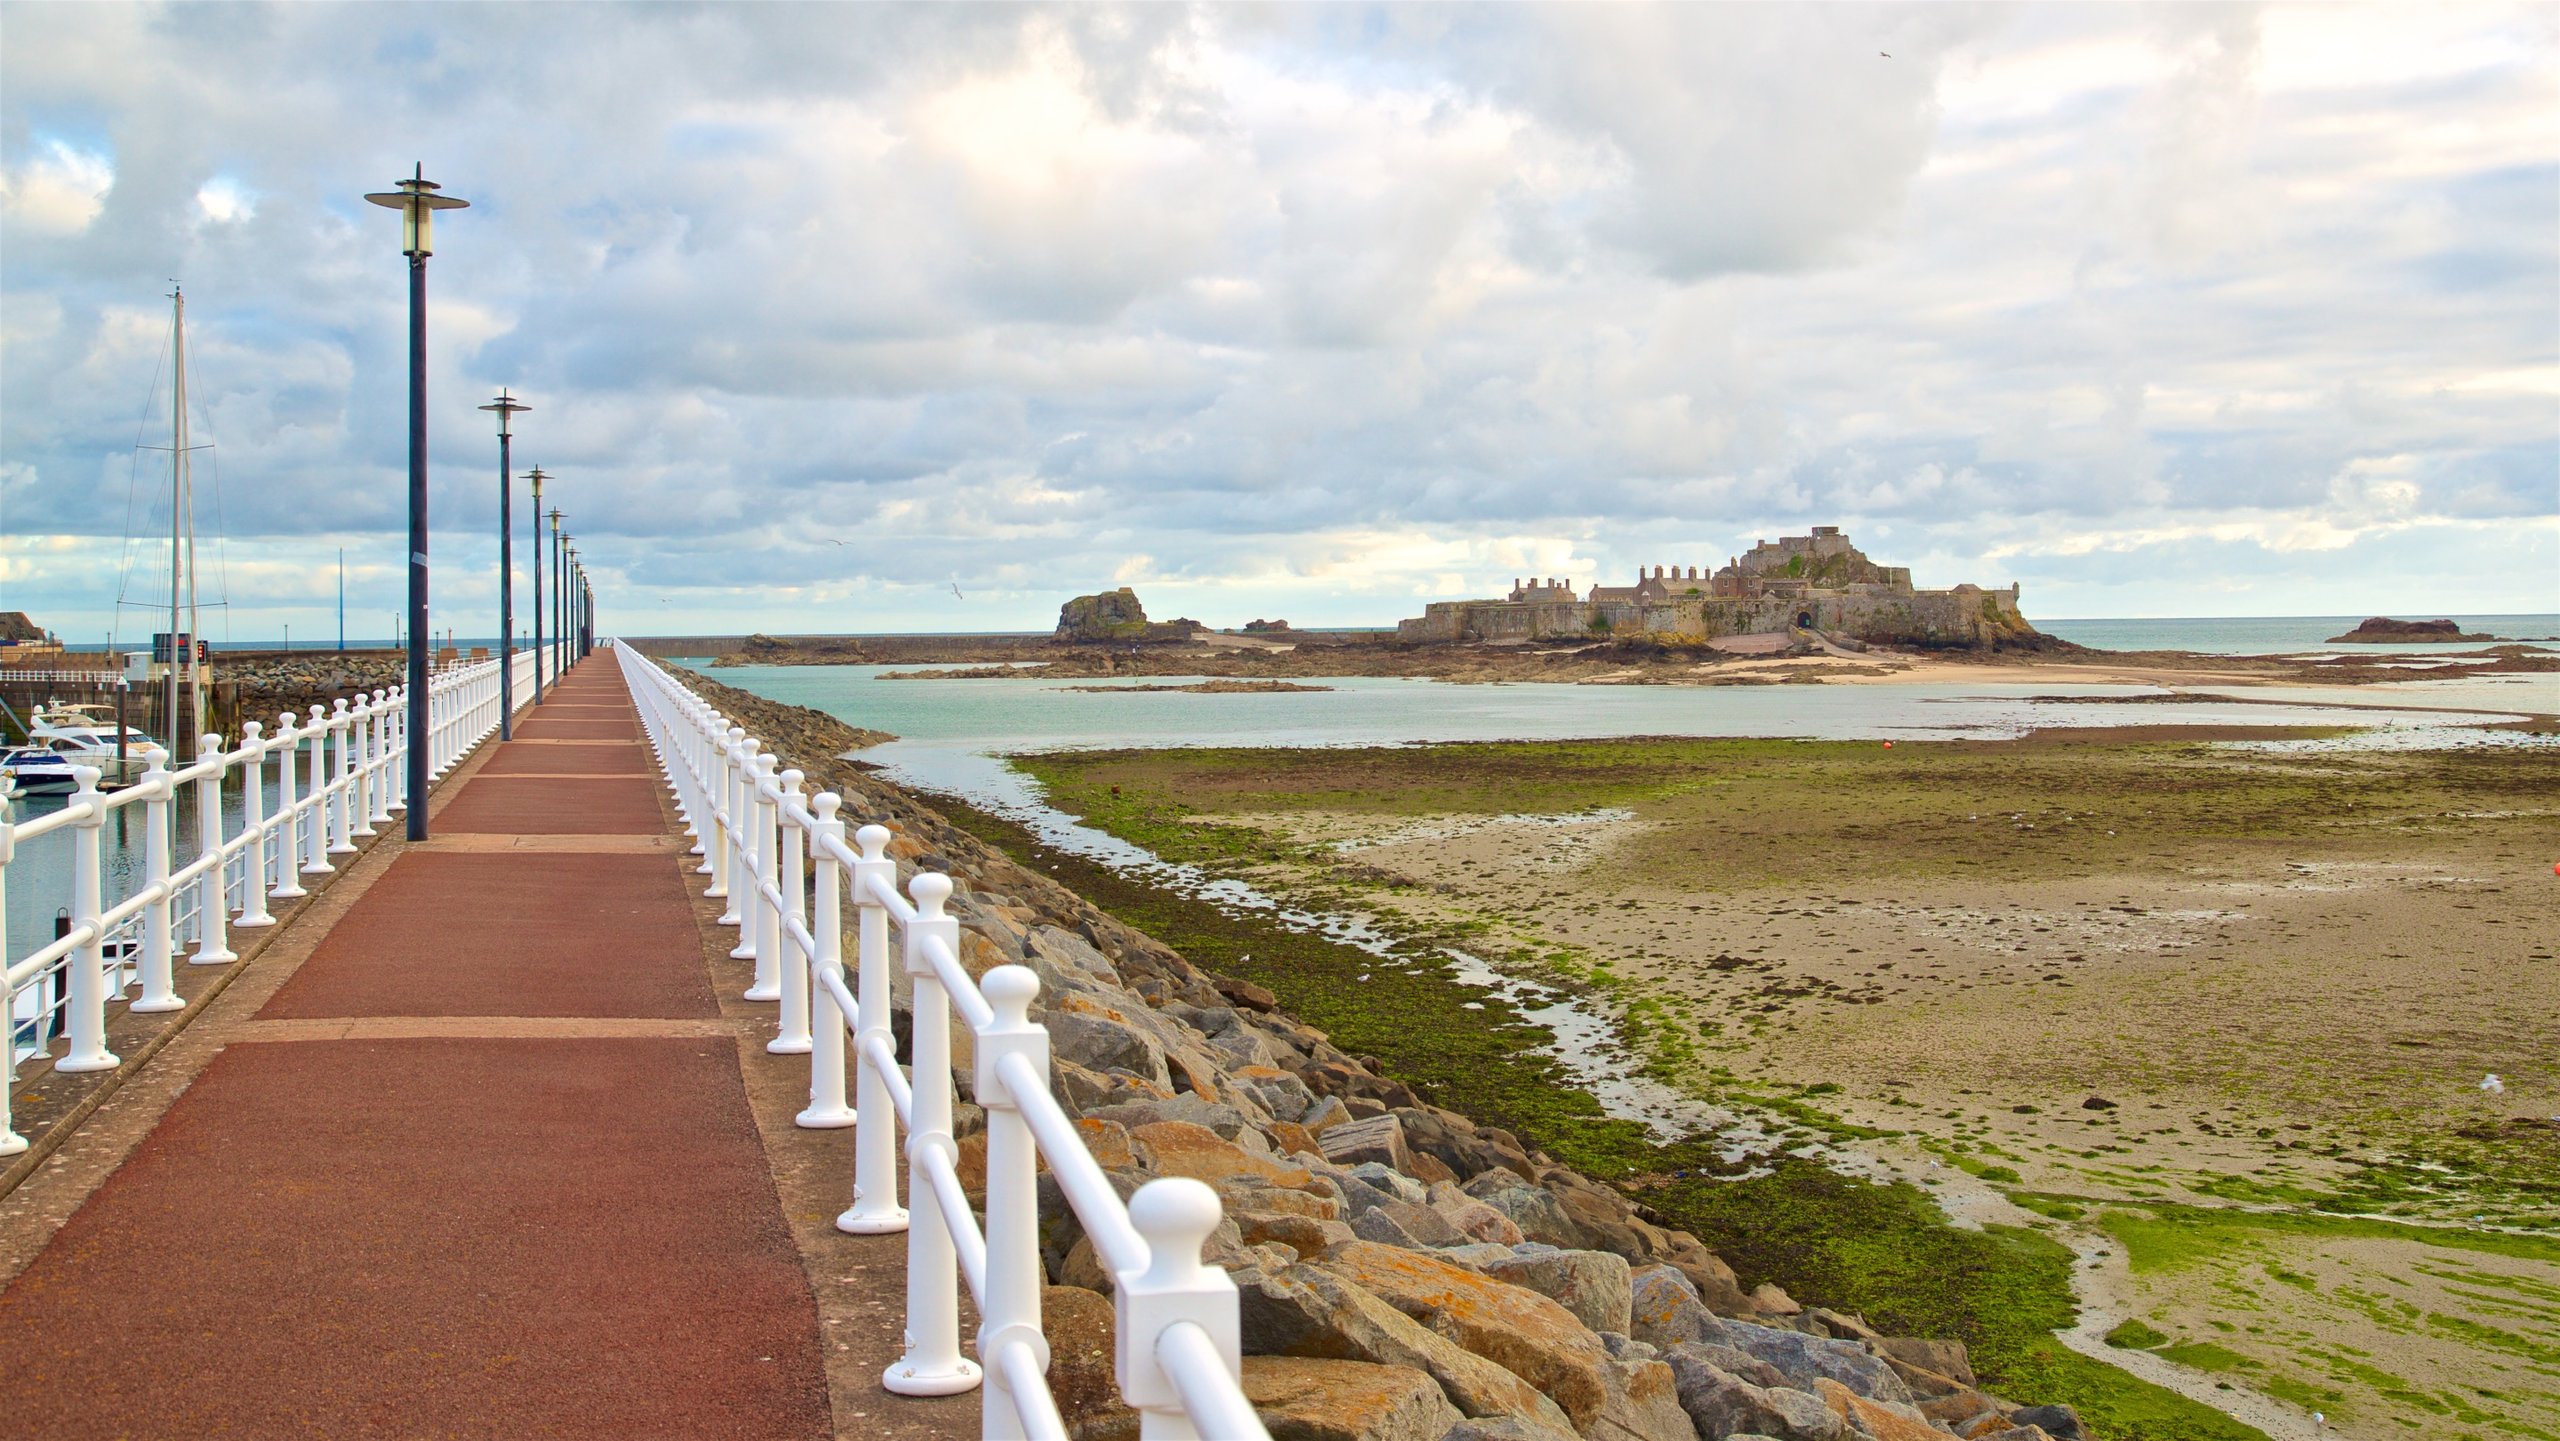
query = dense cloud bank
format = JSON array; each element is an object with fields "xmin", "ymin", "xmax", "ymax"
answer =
[{"xmin": 3, "ymin": 3, "xmax": 2553, "ymax": 638}]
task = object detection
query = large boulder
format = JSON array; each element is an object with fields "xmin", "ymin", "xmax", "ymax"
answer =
[
  {"xmin": 1661, "ymin": 1352, "xmax": 1849, "ymax": 1441},
  {"xmin": 1041, "ymin": 1284, "xmax": 1137, "ymax": 1440},
  {"xmin": 1129, "ymin": 1120, "xmax": 1313, "ymax": 1190},
  {"xmin": 1629, "ymin": 1265, "xmax": 1723, "ymax": 1350},
  {"xmin": 1482, "ymin": 1247, "xmax": 1632, "ymax": 1337},
  {"xmin": 1047, "ymin": 1010, "xmax": 1173, "ymax": 1089},
  {"xmin": 1812, "ymin": 1378, "xmax": 1941, "ymax": 1441},
  {"xmin": 1317, "ymin": 1241, "xmax": 1615, "ymax": 1429},
  {"xmin": 1594, "ymin": 1350, "xmax": 1696, "ymax": 1441},
  {"xmin": 1239, "ymin": 1356, "xmax": 1465, "ymax": 1441},
  {"xmin": 1237, "ymin": 1263, "xmax": 1579, "ymax": 1434},
  {"xmin": 1712, "ymin": 1318, "xmax": 1910, "ymax": 1405}
]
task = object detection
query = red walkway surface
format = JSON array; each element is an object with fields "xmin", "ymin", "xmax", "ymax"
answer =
[{"xmin": 0, "ymin": 658, "xmax": 833, "ymax": 1438}]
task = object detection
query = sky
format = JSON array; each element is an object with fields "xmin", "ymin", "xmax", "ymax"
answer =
[{"xmin": 2, "ymin": 2, "xmax": 2554, "ymax": 643}]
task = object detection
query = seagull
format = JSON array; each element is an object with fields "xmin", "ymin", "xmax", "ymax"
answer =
[
  {"xmin": 823, "ymin": 538, "xmax": 849, "ymax": 547},
  {"xmin": 950, "ymin": 577, "xmax": 965, "ymax": 600},
  {"xmin": 2481, "ymin": 1074, "xmax": 2506, "ymax": 1094},
  {"xmin": 1880, "ymin": 51, "xmax": 1892, "ymax": 58}
]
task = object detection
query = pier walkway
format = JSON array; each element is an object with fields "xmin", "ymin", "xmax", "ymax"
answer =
[{"xmin": 0, "ymin": 658, "xmax": 967, "ymax": 1437}]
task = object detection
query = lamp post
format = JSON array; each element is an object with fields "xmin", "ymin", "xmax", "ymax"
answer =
[
  {"xmin": 525, "ymin": 467, "xmax": 549, "ymax": 702},
  {"xmin": 548, "ymin": 509, "xmax": 565, "ymax": 674},
  {"xmin": 365, "ymin": 163, "xmax": 468, "ymax": 842},
  {"xmin": 478, "ymin": 391, "xmax": 529, "ymax": 739}
]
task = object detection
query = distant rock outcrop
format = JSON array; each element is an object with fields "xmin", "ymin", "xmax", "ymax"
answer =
[
  {"xmin": 0, "ymin": 612, "xmax": 45, "ymax": 644},
  {"xmin": 2327, "ymin": 617, "xmax": 2502, "ymax": 644},
  {"xmin": 1243, "ymin": 618, "xmax": 1293, "ymax": 634},
  {"xmin": 1054, "ymin": 588, "xmax": 1204, "ymax": 645}
]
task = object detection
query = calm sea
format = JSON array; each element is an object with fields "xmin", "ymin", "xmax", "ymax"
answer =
[{"xmin": 2037, "ymin": 614, "xmax": 2557, "ymax": 654}]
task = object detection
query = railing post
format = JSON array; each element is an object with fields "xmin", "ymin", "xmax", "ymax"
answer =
[
  {"xmin": 382, "ymin": 691, "xmax": 406, "ymax": 816},
  {"xmin": 300, "ymin": 706, "xmax": 332, "ymax": 875},
  {"xmin": 270, "ymin": 713, "xmax": 308, "ymax": 899},
  {"xmin": 746, "ymin": 753, "xmax": 784, "ymax": 999},
  {"xmin": 58, "ymin": 766, "xmax": 118, "ymax": 1073},
  {"xmin": 373, "ymin": 691, "xmax": 400, "ymax": 822},
  {"xmin": 235, "ymin": 724, "xmax": 276, "ymax": 927},
  {"xmin": 131, "ymin": 748, "xmax": 183, "ymax": 1013},
  {"xmin": 711, "ymin": 729, "xmax": 744, "ymax": 913},
  {"xmin": 770, "ymin": 768, "xmax": 813, "ymax": 1053},
  {"xmin": 798, "ymin": 794, "xmax": 856, "ymax": 1129},
  {"xmin": 328, "ymin": 700, "xmax": 360, "ymax": 853},
  {"xmin": 1119, "ymin": 1179, "xmax": 1244, "ymax": 1441},
  {"xmin": 840, "ymin": 824, "xmax": 908, "ymax": 1235},
  {"xmin": 885, "ymin": 871, "xmax": 980, "ymax": 1396},
  {"xmin": 978, "ymin": 965, "xmax": 1051, "ymax": 1440},
  {"xmin": 194, "ymin": 733, "xmax": 237, "ymax": 962},
  {"xmin": 730, "ymin": 742, "xmax": 767, "ymax": 966},
  {"xmin": 343, "ymin": 699, "xmax": 376, "ymax": 840}
]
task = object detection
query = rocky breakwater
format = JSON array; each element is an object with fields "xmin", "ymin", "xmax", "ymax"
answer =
[
  {"xmin": 215, "ymin": 651, "xmax": 407, "ymax": 730},
  {"xmin": 679, "ymin": 668, "xmax": 2094, "ymax": 1441}
]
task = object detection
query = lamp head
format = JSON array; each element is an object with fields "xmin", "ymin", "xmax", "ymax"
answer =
[
  {"xmin": 522, "ymin": 464, "xmax": 547, "ymax": 499},
  {"xmin": 478, "ymin": 389, "xmax": 530, "ymax": 438},
  {"xmin": 363, "ymin": 163, "xmax": 469, "ymax": 256}
]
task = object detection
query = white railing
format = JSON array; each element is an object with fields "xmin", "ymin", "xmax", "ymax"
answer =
[
  {"xmin": 0, "ymin": 641, "xmax": 570, "ymax": 1157},
  {"xmin": 616, "ymin": 643, "xmax": 1269, "ymax": 1441}
]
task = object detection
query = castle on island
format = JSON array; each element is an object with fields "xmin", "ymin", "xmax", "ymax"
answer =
[{"xmin": 1397, "ymin": 527, "xmax": 2036, "ymax": 648}]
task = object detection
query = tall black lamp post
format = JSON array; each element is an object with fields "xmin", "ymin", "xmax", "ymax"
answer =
[
  {"xmin": 549, "ymin": 509, "xmax": 566, "ymax": 673},
  {"xmin": 478, "ymin": 391, "xmax": 529, "ymax": 739},
  {"xmin": 365, "ymin": 164, "xmax": 468, "ymax": 842},
  {"xmin": 524, "ymin": 467, "xmax": 549, "ymax": 702}
]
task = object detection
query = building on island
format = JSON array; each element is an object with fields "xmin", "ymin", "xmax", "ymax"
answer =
[{"xmin": 1398, "ymin": 527, "xmax": 2035, "ymax": 648}]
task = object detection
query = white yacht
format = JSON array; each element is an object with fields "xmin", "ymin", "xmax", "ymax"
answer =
[{"xmin": 0, "ymin": 703, "xmax": 156, "ymax": 793}]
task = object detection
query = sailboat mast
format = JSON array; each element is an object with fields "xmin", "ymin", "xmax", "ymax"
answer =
[{"xmin": 168, "ymin": 286, "xmax": 187, "ymax": 753}]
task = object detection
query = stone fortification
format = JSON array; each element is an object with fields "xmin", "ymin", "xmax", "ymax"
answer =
[
  {"xmin": 680, "ymin": 668, "xmax": 2090, "ymax": 1441},
  {"xmin": 1401, "ymin": 528, "xmax": 2038, "ymax": 650}
]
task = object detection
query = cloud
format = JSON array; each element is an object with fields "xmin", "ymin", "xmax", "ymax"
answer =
[{"xmin": 1, "ymin": 1, "xmax": 2553, "ymax": 641}]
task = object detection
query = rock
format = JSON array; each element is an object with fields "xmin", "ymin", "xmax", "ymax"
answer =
[
  {"xmin": 1317, "ymin": 1241, "xmax": 1614, "ymax": 1429},
  {"xmin": 1073, "ymin": 1117, "xmax": 1143, "ymax": 1169},
  {"xmin": 1461, "ymin": 1171, "xmax": 1580, "ymax": 1248},
  {"xmin": 2080, "ymin": 1096, "xmax": 2116, "ymax": 1112},
  {"xmin": 1812, "ymin": 1378, "xmax": 1941, "ymax": 1441},
  {"xmin": 1086, "ymin": 1094, "xmax": 1253, "ymax": 1140},
  {"xmin": 1712, "ymin": 1317, "xmax": 1911, "ymax": 1405},
  {"xmin": 1130, "ymin": 1120, "xmax": 1314, "ymax": 1190},
  {"xmin": 1663, "ymin": 1341, "xmax": 1786, "ymax": 1391},
  {"xmin": 1302, "ymin": 1095, "xmax": 1355, "ymax": 1134},
  {"xmin": 1748, "ymin": 1283, "xmax": 1801, "ymax": 1315},
  {"xmin": 1970, "ymin": 1429, "xmax": 2058, "ymax": 1441},
  {"xmin": 1482, "ymin": 1247, "xmax": 1632, "ymax": 1337},
  {"xmin": 1443, "ymin": 1419, "xmax": 1576, "ymax": 1441},
  {"xmin": 1322, "ymin": 1113, "xmax": 1422, "ymax": 1174},
  {"xmin": 1425, "ymin": 1182, "xmax": 1525, "ymax": 1247},
  {"xmin": 1873, "ymin": 1336, "xmax": 1973, "ymax": 1392},
  {"xmin": 1235, "ymin": 1210, "xmax": 1358, "ymax": 1257},
  {"xmin": 1233, "ymin": 1066, "xmax": 1320, "ymax": 1124},
  {"xmin": 1048, "ymin": 1010, "xmax": 1173, "ymax": 1089},
  {"xmin": 1661, "ymin": 1353, "xmax": 1849, "ymax": 1441},
  {"xmin": 1215, "ymin": 974, "xmax": 1279, "ymax": 1010},
  {"xmin": 1239, "ymin": 1356, "xmax": 1465, "ymax": 1441},
  {"xmin": 2008, "ymin": 1404, "xmax": 2088, "ymax": 1440},
  {"xmin": 1219, "ymin": 1179, "xmax": 1341, "ymax": 1221},
  {"xmin": 1594, "ymin": 1353, "xmax": 1696, "ymax": 1441},
  {"xmin": 1347, "ymin": 1162, "xmax": 1428, "ymax": 1205},
  {"xmin": 1041, "ymin": 1284, "xmax": 1138, "ymax": 1440},
  {"xmin": 1236, "ymin": 1263, "xmax": 1580, "ymax": 1433},
  {"xmin": 1918, "ymin": 1389, "xmax": 2011, "ymax": 1434},
  {"xmin": 1351, "ymin": 1200, "xmax": 1473, "ymax": 1249},
  {"xmin": 1629, "ymin": 1265, "xmax": 1723, "ymax": 1350},
  {"xmin": 1055, "ymin": 588, "xmax": 1203, "ymax": 645}
]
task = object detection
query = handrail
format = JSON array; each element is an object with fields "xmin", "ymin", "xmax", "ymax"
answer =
[
  {"xmin": 615, "ymin": 643, "xmax": 1271, "ymax": 1441},
  {"xmin": 2, "ymin": 640, "xmax": 572, "ymax": 1156}
]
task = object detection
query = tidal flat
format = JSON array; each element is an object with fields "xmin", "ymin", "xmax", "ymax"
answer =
[{"xmin": 1006, "ymin": 730, "xmax": 2560, "ymax": 1441}]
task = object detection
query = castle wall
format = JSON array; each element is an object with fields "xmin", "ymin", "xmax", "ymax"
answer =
[{"xmin": 1397, "ymin": 583, "xmax": 2030, "ymax": 647}]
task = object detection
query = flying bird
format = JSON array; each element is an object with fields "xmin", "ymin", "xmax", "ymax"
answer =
[
  {"xmin": 1880, "ymin": 51, "xmax": 1891, "ymax": 58},
  {"xmin": 823, "ymin": 538, "xmax": 849, "ymax": 547},
  {"xmin": 950, "ymin": 576, "xmax": 965, "ymax": 599}
]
